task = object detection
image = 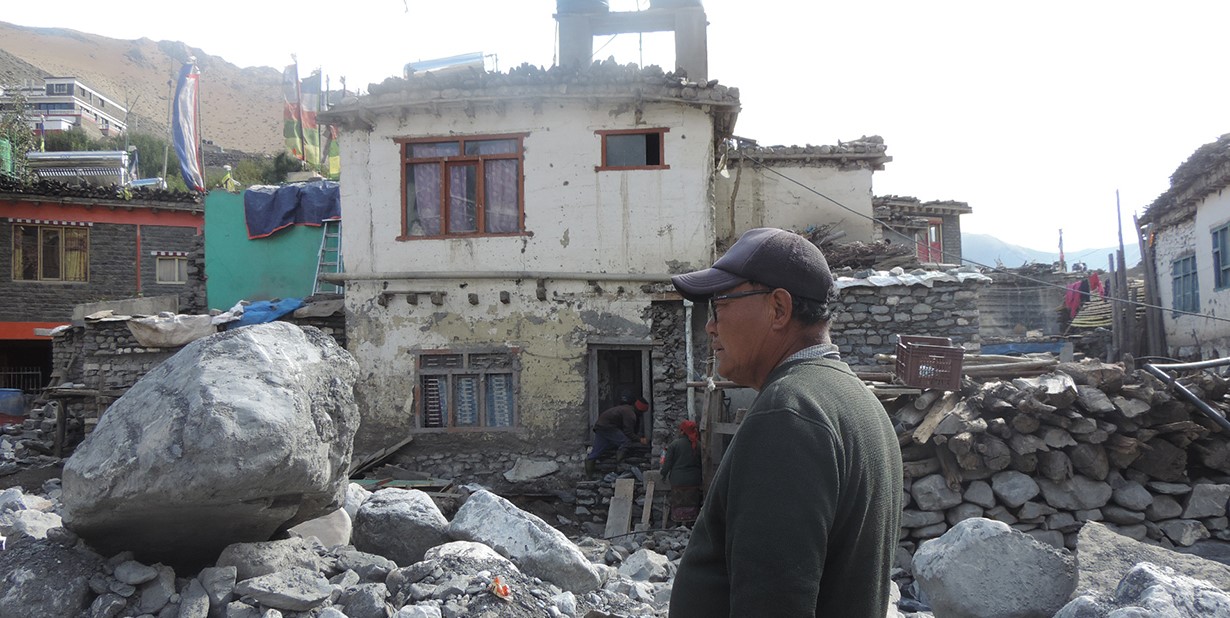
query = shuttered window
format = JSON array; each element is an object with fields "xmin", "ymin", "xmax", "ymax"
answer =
[{"xmin": 418, "ymin": 351, "xmax": 518, "ymax": 430}]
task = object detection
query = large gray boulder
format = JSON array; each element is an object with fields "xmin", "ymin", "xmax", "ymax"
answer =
[
  {"xmin": 448, "ymin": 489, "xmax": 607, "ymax": 593},
  {"xmin": 60, "ymin": 323, "xmax": 359, "ymax": 566},
  {"xmin": 216, "ymin": 537, "xmax": 331, "ymax": 581},
  {"xmin": 1055, "ymin": 562, "xmax": 1230, "ymax": 618},
  {"xmin": 912, "ymin": 517, "xmax": 1077, "ymax": 618},
  {"xmin": 1073, "ymin": 521, "xmax": 1230, "ymax": 596},
  {"xmin": 352, "ymin": 488, "xmax": 451, "ymax": 567}
]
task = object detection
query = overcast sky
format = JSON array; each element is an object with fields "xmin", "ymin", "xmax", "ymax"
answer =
[{"xmin": 6, "ymin": 0, "xmax": 1228, "ymax": 255}]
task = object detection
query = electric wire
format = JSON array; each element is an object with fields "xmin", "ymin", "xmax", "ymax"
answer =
[{"xmin": 735, "ymin": 147, "xmax": 1230, "ymax": 326}]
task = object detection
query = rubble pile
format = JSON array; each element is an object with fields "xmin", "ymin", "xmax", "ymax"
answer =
[
  {"xmin": 891, "ymin": 358, "xmax": 1230, "ymax": 585},
  {"xmin": 0, "ymin": 482, "xmax": 678, "ymax": 618},
  {"xmin": 0, "ymin": 402, "xmax": 61, "ymax": 475}
]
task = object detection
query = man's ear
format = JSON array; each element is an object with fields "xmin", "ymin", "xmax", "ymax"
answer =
[{"xmin": 768, "ymin": 289, "xmax": 793, "ymax": 329}]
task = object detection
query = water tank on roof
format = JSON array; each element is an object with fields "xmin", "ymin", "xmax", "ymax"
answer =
[{"xmin": 556, "ymin": 0, "xmax": 608, "ymax": 13}]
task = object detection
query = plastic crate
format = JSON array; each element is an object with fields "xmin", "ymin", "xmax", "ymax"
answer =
[{"xmin": 895, "ymin": 335, "xmax": 964, "ymax": 391}]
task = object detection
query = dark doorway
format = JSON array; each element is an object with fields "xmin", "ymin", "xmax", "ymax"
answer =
[
  {"xmin": 588, "ymin": 345, "xmax": 652, "ymax": 443},
  {"xmin": 0, "ymin": 340, "xmax": 52, "ymax": 393}
]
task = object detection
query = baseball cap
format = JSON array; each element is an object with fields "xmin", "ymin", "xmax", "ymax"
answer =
[{"xmin": 671, "ymin": 227, "xmax": 834, "ymax": 303}]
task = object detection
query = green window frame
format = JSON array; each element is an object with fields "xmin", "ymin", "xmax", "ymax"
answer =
[{"xmin": 1171, "ymin": 254, "xmax": 1199, "ymax": 315}]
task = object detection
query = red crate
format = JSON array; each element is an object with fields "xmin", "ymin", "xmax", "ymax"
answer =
[{"xmin": 896, "ymin": 335, "xmax": 964, "ymax": 391}]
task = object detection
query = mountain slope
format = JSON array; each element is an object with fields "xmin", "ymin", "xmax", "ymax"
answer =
[
  {"xmin": 0, "ymin": 22, "xmax": 282, "ymax": 154},
  {"xmin": 963, "ymin": 233, "xmax": 1142, "ymax": 269}
]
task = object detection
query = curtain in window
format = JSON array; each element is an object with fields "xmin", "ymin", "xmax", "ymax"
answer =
[
  {"xmin": 485, "ymin": 160, "xmax": 519, "ymax": 233},
  {"xmin": 449, "ymin": 164, "xmax": 477, "ymax": 233},
  {"xmin": 409, "ymin": 164, "xmax": 441, "ymax": 236},
  {"xmin": 63, "ymin": 228, "xmax": 88, "ymax": 282},
  {"xmin": 454, "ymin": 376, "xmax": 479, "ymax": 426},
  {"xmin": 40, "ymin": 228, "xmax": 61, "ymax": 280}
]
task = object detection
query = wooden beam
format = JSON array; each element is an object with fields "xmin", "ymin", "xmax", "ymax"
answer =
[{"xmin": 605, "ymin": 477, "xmax": 636, "ymax": 538}]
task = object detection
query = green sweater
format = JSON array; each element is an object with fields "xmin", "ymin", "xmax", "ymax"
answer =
[
  {"xmin": 660, "ymin": 436, "xmax": 703, "ymax": 488},
  {"xmin": 669, "ymin": 357, "xmax": 903, "ymax": 618}
]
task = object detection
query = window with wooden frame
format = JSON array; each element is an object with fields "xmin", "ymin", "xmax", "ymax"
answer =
[
  {"xmin": 596, "ymin": 128, "xmax": 669, "ymax": 170},
  {"xmin": 417, "ymin": 351, "xmax": 519, "ymax": 430},
  {"xmin": 1171, "ymin": 254, "xmax": 1199, "ymax": 315},
  {"xmin": 1213, "ymin": 224, "xmax": 1230, "ymax": 290},
  {"xmin": 155, "ymin": 256, "xmax": 188, "ymax": 284},
  {"xmin": 12, "ymin": 223, "xmax": 88, "ymax": 282},
  {"xmin": 399, "ymin": 135, "xmax": 526, "ymax": 238}
]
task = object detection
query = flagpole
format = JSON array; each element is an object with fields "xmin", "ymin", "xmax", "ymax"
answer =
[
  {"xmin": 161, "ymin": 66, "xmax": 174, "ymax": 181},
  {"xmin": 317, "ymin": 66, "xmax": 323, "ymax": 172}
]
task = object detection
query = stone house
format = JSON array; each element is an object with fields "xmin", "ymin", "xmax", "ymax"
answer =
[
  {"xmin": 0, "ymin": 175, "xmax": 202, "ymax": 392},
  {"xmin": 873, "ymin": 195, "xmax": 972, "ymax": 264},
  {"xmin": 1138, "ymin": 132, "xmax": 1230, "ymax": 360},
  {"xmin": 320, "ymin": 2, "xmax": 901, "ymax": 480}
]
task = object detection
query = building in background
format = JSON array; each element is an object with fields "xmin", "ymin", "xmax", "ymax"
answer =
[{"xmin": 0, "ymin": 77, "xmax": 128, "ymax": 140}]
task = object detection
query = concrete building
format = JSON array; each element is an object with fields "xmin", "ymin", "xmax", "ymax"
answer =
[
  {"xmin": 320, "ymin": 1, "xmax": 896, "ymax": 480},
  {"xmin": 0, "ymin": 77, "xmax": 128, "ymax": 139},
  {"xmin": 1138, "ymin": 132, "xmax": 1230, "ymax": 359}
]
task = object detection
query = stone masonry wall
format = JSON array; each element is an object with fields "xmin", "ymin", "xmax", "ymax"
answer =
[
  {"xmin": 138, "ymin": 225, "xmax": 198, "ymax": 310},
  {"xmin": 831, "ymin": 277, "xmax": 985, "ymax": 365}
]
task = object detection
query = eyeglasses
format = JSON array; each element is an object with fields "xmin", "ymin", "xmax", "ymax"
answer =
[{"xmin": 708, "ymin": 289, "xmax": 772, "ymax": 323}]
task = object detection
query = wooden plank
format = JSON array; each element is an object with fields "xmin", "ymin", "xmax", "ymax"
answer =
[
  {"xmin": 640, "ymin": 477, "xmax": 656, "ymax": 529},
  {"xmin": 605, "ymin": 478, "xmax": 636, "ymax": 538},
  {"xmin": 912, "ymin": 392, "xmax": 959, "ymax": 444},
  {"xmin": 712, "ymin": 422, "xmax": 740, "ymax": 435}
]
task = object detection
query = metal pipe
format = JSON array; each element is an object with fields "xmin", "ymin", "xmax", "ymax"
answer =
[
  {"xmin": 320, "ymin": 270, "xmax": 672, "ymax": 283},
  {"xmin": 1141, "ymin": 360, "xmax": 1230, "ymax": 434},
  {"xmin": 685, "ymin": 299, "xmax": 694, "ymax": 421}
]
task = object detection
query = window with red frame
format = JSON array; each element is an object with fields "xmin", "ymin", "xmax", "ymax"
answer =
[{"xmin": 400, "ymin": 135, "xmax": 525, "ymax": 238}]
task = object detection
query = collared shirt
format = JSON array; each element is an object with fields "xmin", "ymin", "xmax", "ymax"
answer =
[{"xmin": 781, "ymin": 343, "xmax": 841, "ymax": 365}]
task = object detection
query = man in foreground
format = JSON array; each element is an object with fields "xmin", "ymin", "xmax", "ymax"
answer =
[{"xmin": 669, "ymin": 227, "xmax": 903, "ymax": 617}]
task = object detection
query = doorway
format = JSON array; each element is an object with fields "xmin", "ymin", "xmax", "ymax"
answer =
[{"xmin": 587, "ymin": 344, "xmax": 652, "ymax": 443}]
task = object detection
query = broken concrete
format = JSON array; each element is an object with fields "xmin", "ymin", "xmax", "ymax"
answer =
[{"xmin": 60, "ymin": 322, "xmax": 359, "ymax": 567}]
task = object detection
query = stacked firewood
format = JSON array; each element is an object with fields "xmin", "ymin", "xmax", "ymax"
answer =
[{"xmin": 889, "ymin": 359, "xmax": 1230, "ymax": 553}]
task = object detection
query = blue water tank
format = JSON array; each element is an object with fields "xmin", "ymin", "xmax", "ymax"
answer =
[{"xmin": 0, "ymin": 389, "xmax": 24, "ymax": 416}]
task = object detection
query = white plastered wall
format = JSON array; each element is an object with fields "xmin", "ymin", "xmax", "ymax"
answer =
[{"xmin": 713, "ymin": 161, "xmax": 876, "ymax": 242}]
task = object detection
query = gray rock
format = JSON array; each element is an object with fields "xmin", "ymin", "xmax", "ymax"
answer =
[
  {"xmin": 353, "ymin": 488, "xmax": 451, "ymax": 567},
  {"xmin": 448, "ymin": 489, "xmax": 606, "ymax": 593},
  {"xmin": 911, "ymin": 474, "xmax": 963, "ymax": 511},
  {"xmin": 61, "ymin": 323, "xmax": 360, "ymax": 566},
  {"xmin": 114, "ymin": 560, "xmax": 160, "ymax": 585},
  {"xmin": 553, "ymin": 591, "xmax": 578, "ymax": 616},
  {"xmin": 1148, "ymin": 495, "xmax": 1184, "ymax": 520},
  {"xmin": 964, "ymin": 480, "xmax": 996, "ymax": 509},
  {"xmin": 1, "ymin": 509, "xmax": 61, "ymax": 539},
  {"xmin": 946, "ymin": 503, "xmax": 984, "ymax": 526},
  {"xmin": 1160, "ymin": 519, "xmax": 1210, "ymax": 547},
  {"xmin": 288, "ymin": 507, "xmax": 352, "ymax": 548},
  {"xmin": 87, "ymin": 592, "xmax": 127, "ymax": 618},
  {"xmin": 1017, "ymin": 501, "xmax": 1057, "ymax": 520},
  {"xmin": 0, "ymin": 536, "xmax": 103, "ymax": 618},
  {"xmin": 1102, "ymin": 506, "xmax": 1146, "ymax": 525},
  {"xmin": 423, "ymin": 540, "xmax": 516, "ymax": 569},
  {"xmin": 345, "ymin": 483, "xmax": 373, "ymax": 520},
  {"xmin": 1037, "ymin": 476, "xmax": 1112, "ymax": 510},
  {"xmin": 316, "ymin": 609, "xmax": 349, "ymax": 618},
  {"xmin": 1183, "ymin": 484, "xmax": 1230, "ymax": 519},
  {"xmin": 1056, "ymin": 562, "xmax": 1230, "ymax": 617},
  {"xmin": 225, "ymin": 600, "xmax": 261, "ymax": 618},
  {"xmin": 333, "ymin": 547, "xmax": 398, "ymax": 582},
  {"xmin": 216, "ymin": 537, "xmax": 330, "ymax": 580},
  {"xmin": 913, "ymin": 517, "xmax": 1077, "ymax": 618},
  {"xmin": 503, "ymin": 457, "xmax": 561, "ymax": 482},
  {"xmin": 0, "ymin": 487, "xmax": 24, "ymax": 513},
  {"xmin": 992, "ymin": 470, "xmax": 1040, "ymax": 508},
  {"xmin": 200, "ymin": 565, "xmax": 237, "ymax": 610},
  {"xmin": 1111, "ymin": 481, "xmax": 1153, "ymax": 510},
  {"xmin": 1149, "ymin": 481, "xmax": 1192, "ymax": 495},
  {"xmin": 232, "ymin": 567, "xmax": 332, "ymax": 611},
  {"xmin": 178, "ymin": 579, "xmax": 210, "ymax": 618},
  {"xmin": 901, "ymin": 509, "xmax": 945, "ymax": 529},
  {"xmin": 393, "ymin": 606, "xmax": 442, "ymax": 618},
  {"xmin": 338, "ymin": 582, "xmax": 392, "ymax": 618},
  {"xmin": 617, "ymin": 548, "xmax": 671, "ymax": 582},
  {"xmin": 1073, "ymin": 521, "xmax": 1230, "ymax": 596},
  {"xmin": 136, "ymin": 564, "xmax": 176, "ymax": 615}
]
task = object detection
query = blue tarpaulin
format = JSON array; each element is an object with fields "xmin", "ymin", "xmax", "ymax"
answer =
[
  {"xmin": 244, "ymin": 180, "xmax": 340, "ymax": 239},
  {"xmin": 232, "ymin": 298, "xmax": 306, "ymax": 327}
]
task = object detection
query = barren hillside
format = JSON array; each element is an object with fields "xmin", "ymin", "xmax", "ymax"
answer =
[{"xmin": 0, "ymin": 22, "xmax": 283, "ymax": 154}]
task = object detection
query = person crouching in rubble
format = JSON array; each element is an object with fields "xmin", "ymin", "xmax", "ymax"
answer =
[
  {"xmin": 660, "ymin": 419, "xmax": 702, "ymax": 524},
  {"xmin": 668, "ymin": 227, "xmax": 903, "ymax": 618},
  {"xmin": 584, "ymin": 393, "xmax": 649, "ymax": 479}
]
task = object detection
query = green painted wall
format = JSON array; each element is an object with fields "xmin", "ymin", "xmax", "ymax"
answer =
[{"xmin": 204, "ymin": 190, "xmax": 322, "ymax": 311}]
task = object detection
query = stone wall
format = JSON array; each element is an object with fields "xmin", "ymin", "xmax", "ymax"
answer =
[{"xmin": 831, "ymin": 275, "xmax": 986, "ymax": 365}]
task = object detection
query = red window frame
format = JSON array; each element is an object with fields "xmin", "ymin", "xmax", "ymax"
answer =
[
  {"xmin": 595, "ymin": 128, "xmax": 670, "ymax": 171},
  {"xmin": 396, "ymin": 133, "xmax": 528, "ymax": 240}
]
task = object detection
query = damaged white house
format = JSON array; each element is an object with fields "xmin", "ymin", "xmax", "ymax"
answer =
[
  {"xmin": 1139, "ymin": 132, "xmax": 1230, "ymax": 360},
  {"xmin": 320, "ymin": 1, "xmax": 893, "ymax": 478}
]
